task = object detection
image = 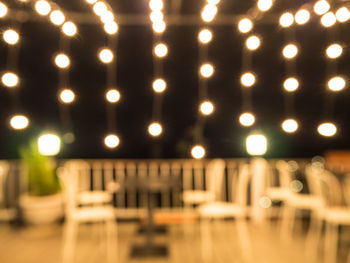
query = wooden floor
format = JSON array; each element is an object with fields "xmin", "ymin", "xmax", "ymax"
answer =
[{"xmin": 0, "ymin": 219, "xmax": 349, "ymax": 263}]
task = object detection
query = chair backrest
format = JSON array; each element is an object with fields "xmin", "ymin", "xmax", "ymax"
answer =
[
  {"xmin": 234, "ymin": 163, "xmax": 251, "ymax": 206},
  {"xmin": 206, "ymin": 159, "xmax": 226, "ymax": 201},
  {"xmin": 0, "ymin": 161, "xmax": 9, "ymax": 205},
  {"xmin": 275, "ymin": 160, "xmax": 294, "ymax": 189}
]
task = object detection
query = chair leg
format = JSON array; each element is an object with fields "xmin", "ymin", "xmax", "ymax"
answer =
[
  {"xmin": 236, "ymin": 218, "xmax": 253, "ymax": 263},
  {"xmin": 325, "ymin": 222, "xmax": 338, "ymax": 263},
  {"xmin": 200, "ymin": 217, "xmax": 213, "ymax": 263},
  {"xmin": 62, "ymin": 220, "xmax": 78, "ymax": 263},
  {"xmin": 106, "ymin": 219, "xmax": 118, "ymax": 263},
  {"xmin": 280, "ymin": 206, "xmax": 296, "ymax": 242},
  {"xmin": 305, "ymin": 212, "xmax": 323, "ymax": 263}
]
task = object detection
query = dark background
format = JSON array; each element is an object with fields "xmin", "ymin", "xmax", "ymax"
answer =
[{"xmin": 0, "ymin": 0, "xmax": 349, "ymax": 159}]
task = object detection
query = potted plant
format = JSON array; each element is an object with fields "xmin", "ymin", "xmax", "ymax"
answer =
[{"xmin": 19, "ymin": 140, "xmax": 63, "ymax": 225}]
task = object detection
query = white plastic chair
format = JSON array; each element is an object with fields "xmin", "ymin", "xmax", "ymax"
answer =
[{"xmin": 0, "ymin": 161, "xmax": 9, "ymax": 207}]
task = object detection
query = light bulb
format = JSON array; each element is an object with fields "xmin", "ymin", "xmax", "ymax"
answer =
[
  {"xmin": 104, "ymin": 21, "xmax": 118, "ymax": 35},
  {"xmin": 54, "ymin": 53, "xmax": 70, "ymax": 69},
  {"xmin": 314, "ymin": 0, "xmax": 330, "ymax": 16},
  {"xmin": 246, "ymin": 35, "xmax": 261, "ymax": 51},
  {"xmin": 100, "ymin": 10, "xmax": 114, "ymax": 24},
  {"xmin": 198, "ymin": 28, "xmax": 213, "ymax": 44},
  {"xmin": 239, "ymin": 112, "xmax": 255, "ymax": 127},
  {"xmin": 1, "ymin": 72, "xmax": 19, "ymax": 88},
  {"xmin": 282, "ymin": 43, "xmax": 298, "ymax": 59},
  {"xmin": 62, "ymin": 21, "xmax": 77, "ymax": 37},
  {"xmin": 98, "ymin": 48, "xmax": 114, "ymax": 64},
  {"xmin": 318, "ymin": 122, "xmax": 337, "ymax": 137},
  {"xmin": 38, "ymin": 133, "xmax": 61, "ymax": 156},
  {"xmin": 106, "ymin": 89, "xmax": 121, "ymax": 103},
  {"xmin": 326, "ymin": 43, "xmax": 343, "ymax": 59},
  {"xmin": 150, "ymin": 11, "xmax": 164, "ymax": 23},
  {"xmin": 10, "ymin": 115, "xmax": 29, "ymax": 130},
  {"xmin": 191, "ymin": 145, "xmax": 206, "ymax": 159},
  {"xmin": 200, "ymin": 101, "xmax": 214, "ymax": 115},
  {"xmin": 279, "ymin": 12, "xmax": 294, "ymax": 27},
  {"xmin": 283, "ymin": 77, "xmax": 299, "ymax": 92},
  {"xmin": 35, "ymin": 0, "xmax": 51, "ymax": 16},
  {"xmin": 295, "ymin": 9, "xmax": 310, "ymax": 25},
  {"xmin": 321, "ymin": 12, "xmax": 336, "ymax": 27},
  {"xmin": 207, "ymin": 0, "xmax": 220, "ymax": 4},
  {"xmin": 240, "ymin": 72, "xmax": 256, "ymax": 87},
  {"xmin": 86, "ymin": 0, "xmax": 98, "ymax": 4},
  {"xmin": 246, "ymin": 134, "xmax": 267, "ymax": 156},
  {"xmin": 257, "ymin": 0, "xmax": 273, "ymax": 12},
  {"xmin": 282, "ymin": 119, "xmax": 299, "ymax": 133},
  {"xmin": 93, "ymin": 1, "xmax": 107, "ymax": 16},
  {"xmin": 148, "ymin": 122, "xmax": 162, "ymax": 137},
  {"xmin": 149, "ymin": 0, "xmax": 163, "ymax": 11},
  {"xmin": 328, "ymin": 76, "xmax": 346, "ymax": 91},
  {"xmin": 50, "ymin": 10, "xmax": 65, "ymax": 26},
  {"xmin": 0, "ymin": 2, "xmax": 7, "ymax": 18},
  {"xmin": 154, "ymin": 43, "xmax": 168, "ymax": 58},
  {"xmin": 104, "ymin": 134, "xmax": 120, "ymax": 148},
  {"xmin": 200, "ymin": 63, "xmax": 214, "ymax": 78},
  {"xmin": 201, "ymin": 4, "xmax": 218, "ymax": 22},
  {"xmin": 152, "ymin": 78, "xmax": 167, "ymax": 93},
  {"xmin": 59, "ymin": 89, "xmax": 75, "ymax": 103},
  {"xmin": 238, "ymin": 18, "xmax": 253, "ymax": 33},
  {"xmin": 3, "ymin": 29, "xmax": 19, "ymax": 45},
  {"xmin": 153, "ymin": 21, "xmax": 166, "ymax": 33},
  {"xmin": 336, "ymin": 7, "xmax": 350, "ymax": 23}
]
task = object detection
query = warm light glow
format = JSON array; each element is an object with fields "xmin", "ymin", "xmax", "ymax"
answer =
[
  {"xmin": 3, "ymin": 29, "xmax": 19, "ymax": 45},
  {"xmin": 38, "ymin": 133, "xmax": 61, "ymax": 156},
  {"xmin": 328, "ymin": 76, "xmax": 346, "ymax": 92},
  {"xmin": 154, "ymin": 43, "xmax": 168, "ymax": 58},
  {"xmin": 55, "ymin": 53, "xmax": 70, "ymax": 69},
  {"xmin": 198, "ymin": 28, "xmax": 213, "ymax": 44},
  {"xmin": 50, "ymin": 10, "xmax": 65, "ymax": 25},
  {"xmin": 148, "ymin": 122, "xmax": 163, "ymax": 137},
  {"xmin": 35, "ymin": 0, "xmax": 51, "ymax": 16},
  {"xmin": 279, "ymin": 12, "xmax": 294, "ymax": 27},
  {"xmin": 150, "ymin": 11, "xmax": 164, "ymax": 23},
  {"xmin": 0, "ymin": 2, "xmax": 7, "ymax": 18},
  {"xmin": 283, "ymin": 77, "xmax": 299, "ymax": 92},
  {"xmin": 246, "ymin": 35, "xmax": 261, "ymax": 51},
  {"xmin": 191, "ymin": 145, "xmax": 206, "ymax": 159},
  {"xmin": 104, "ymin": 21, "xmax": 118, "ymax": 35},
  {"xmin": 314, "ymin": 0, "xmax": 330, "ymax": 16},
  {"xmin": 240, "ymin": 72, "xmax": 256, "ymax": 87},
  {"xmin": 1, "ymin": 72, "xmax": 19, "ymax": 88},
  {"xmin": 201, "ymin": 4, "xmax": 218, "ymax": 22},
  {"xmin": 321, "ymin": 12, "xmax": 336, "ymax": 27},
  {"xmin": 104, "ymin": 134, "xmax": 120, "ymax": 148},
  {"xmin": 282, "ymin": 44, "xmax": 298, "ymax": 59},
  {"xmin": 239, "ymin": 112, "xmax": 255, "ymax": 127},
  {"xmin": 152, "ymin": 78, "xmax": 167, "ymax": 93},
  {"xmin": 200, "ymin": 63, "xmax": 214, "ymax": 78},
  {"xmin": 318, "ymin": 122, "xmax": 337, "ymax": 137},
  {"xmin": 98, "ymin": 48, "xmax": 114, "ymax": 64},
  {"xmin": 282, "ymin": 119, "xmax": 299, "ymax": 133},
  {"xmin": 238, "ymin": 18, "xmax": 253, "ymax": 33},
  {"xmin": 106, "ymin": 89, "xmax": 121, "ymax": 103},
  {"xmin": 295, "ymin": 9, "xmax": 310, "ymax": 25},
  {"xmin": 207, "ymin": 0, "xmax": 220, "ymax": 4},
  {"xmin": 326, "ymin": 43, "xmax": 343, "ymax": 59},
  {"xmin": 336, "ymin": 7, "xmax": 350, "ymax": 23},
  {"xmin": 200, "ymin": 101, "xmax": 214, "ymax": 116},
  {"xmin": 93, "ymin": 1, "xmax": 107, "ymax": 16},
  {"xmin": 149, "ymin": 0, "xmax": 163, "ymax": 11},
  {"xmin": 259, "ymin": 196, "xmax": 272, "ymax": 208},
  {"xmin": 62, "ymin": 21, "xmax": 77, "ymax": 37},
  {"xmin": 59, "ymin": 89, "xmax": 75, "ymax": 104},
  {"xmin": 153, "ymin": 21, "xmax": 166, "ymax": 33},
  {"xmin": 257, "ymin": 0, "xmax": 273, "ymax": 12},
  {"xmin": 100, "ymin": 10, "xmax": 114, "ymax": 24},
  {"xmin": 10, "ymin": 115, "xmax": 29, "ymax": 130},
  {"xmin": 86, "ymin": 0, "xmax": 98, "ymax": 4},
  {"xmin": 246, "ymin": 134, "xmax": 267, "ymax": 156}
]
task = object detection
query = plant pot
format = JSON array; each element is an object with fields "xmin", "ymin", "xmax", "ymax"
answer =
[{"xmin": 19, "ymin": 193, "xmax": 63, "ymax": 225}]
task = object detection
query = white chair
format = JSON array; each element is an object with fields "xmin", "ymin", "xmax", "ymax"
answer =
[
  {"xmin": 59, "ymin": 165, "xmax": 118, "ymax": 263},
  {"xmin": 0, "ymin": 161, "xmax": 12, "ymax": 221}
]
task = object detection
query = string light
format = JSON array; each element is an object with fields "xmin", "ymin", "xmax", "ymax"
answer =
[
  {"xmin": 100, "ymin": 10, "xmax": 114, "ymax": 24},
  {"xmin": 38, "ymin": 133, "xmax": 61, "ymax": 156},
  {"xmin": 198, "ymin": 28, "xmax": 213, "ymax": 44},
  {"xmin": 150, "ymin": 11, "xmax": 164, "ymax": 23},
  {"xmin": 59, "ymin": 89, "xmax": 75, "ymax": 104},
  {"xmin": 326, "ymin": 43, "xmax": 343, "ymax": 59},
  {"xmin": 149, "ymin": 0, "xmax": 163, "ymax": 11},
  {"xmin": 246, "ymin": 133, "xmax": 267, "ymax": 156},
  {"xmin": 200, "ymin": 101, "xmax": 214, "ymax": 116},
  {"xmin": 104, "ymin": 134, "xmax": 120, "ymax": 148},
  {"xmin": 200, "ymin": 63, "xmax": 214, "ymax": 78},
  {"xmin": 239, "ymin": 112, "xmax": 255, "ymax": 127},
  {"xmin": 1, "ymin": 72, "xmax": 19, "ymax": 88},
  {"xmin": 240, "ymin": 72, "xmax": 256, "ymax": 87},
  {"xmin": 49, "ymin": 10, "xmax": 65, "ymax": 26},
  {"xmin": 336, "ymin": 7, "xmax": 350, "ymax": 23},
  {"xmin": 148, "ymin": 122, "xmax": 163, "ymax": 137},
  {"xmin": 54, "ymin": 53, "xmax": 70, "ymax": 69},
  {"xmin": 153, "ymin": 20, "xmax": 166, "ymax": 33},
  {"xmin": 282, "ymin": 43, "xmax": 298, "ymax": 59},
  {"xmin": 328, "ymin": 76, "xmax": 346, "ymax": 92},
  {"xmin": 238, "ymin": 18, "xmax": 253, "ymax": 33},
  {"xmin": 257, "ymin": 0, "xmax": 273, "ymax": 12},
  {"xmin": 10, "ymin": 115, "xmax": 29, "ymax": 130},
  {"xmin": 93, "ymin": 1, "xmax": 108, "ymax": 16},
  {"xmin": 104, "ymin": 21, "xmax": 118, "ymax": 35},
  {"xmin": 318, "ymin": 122, "xmax": 337, "ymax": 137},
  {"xmin": 245, "ymin": 35, "xmax": 261, "ymax": 51},
  {"xmin": 295, "ymin": 9, "xmax": 311, "ymax": 25},
  {"xmin": 62, "ymin": 21, "xmax": 77, "ymax": 37},
  {"xmin": 152, "ymin": 78, "xmax": 167, "ymax": 93},
  {"xmin": 207, "ymin": 0, "xmax": 220, "ymax": 4},
  {"xmin": 191, "ymin": 145, "xmax": 206, "ymax": 159},
  {"xmin": 313, "ymin": 0, "xmax": 330, "ymax": 16},
  {"xmin": 3, "ymin": 29, "xmax": 19, "ymax": 45},
  {"xmin": 282, "ymin": 119, "xmax": 299, "ymax": 133},
  {"xmin": 283, "ymin": 77, "xmax": 299, "ymax": 92},
  {"xmin": 35, "ymin": 0, "xmax": 51, "ymax": 16},
  {"xmin": 0, "ymin": 2, "xmax": 7, "ymax": 18},
  {"xmin": 154, "ymin": 43, "xmax": 168, "ymax": 58},
  {"xmin": 279, "ymin": 12, "xmax": 294, "ymax": 28},
  {"xmin": 201, "ymin": 4, "xmax": 218, "ymax": 22},
  {"xmin": 106, "ymin": 89, "xmax": 121, "ymax": 103},
  {"xmin": 86, "ymin": 0, "xmax": 98, "ymax": 4},
  {"xmin": 321, "ymin": 12, "xmax": 337, "ymax": 27},
  {"xmin": 98, "ymin": 48, "xmax": 114, "ymax": 64}
]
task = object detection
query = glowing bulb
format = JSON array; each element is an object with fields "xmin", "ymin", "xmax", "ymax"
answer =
[
  {"xmin": 246, "ymin": 35, "xmax": 261, "ymax": 51},
  {"xmin": 59, "ymin": 89, "xmax": 75, "ymax": 104},
  {"xmin": 35, "ymin": 0, "xmax": 51, "ymax": 16},
  {"xmin": 238, "ymin": 18, "xmax": 253, "ymax": 33},
  {"xmin": 200, "ymin": 63, "xmax": 214, "ymax": 78},
  {"xmin": 54, "ymin": 53, "xmax": 70, "ymax": 69},
  {"xmin": 98, "ymin": 48, "xmax": 114, "ymax": 64},
  {"xmin": 150, "ymin": 11, "xmax": 164, "ymax": 23},
  {"xmin": 326, "ymin": 43, "xmax": 343, "ymax": 59},
  {"xmin": 239, "ymin": 112, "xmax": 255, "ymax": 127},
  {"xmin": 154, "ymin": 43, "xmax": 168, "ymax": 58},
  {"xmin": 1, "ymin": 72, "xmax": 19, "ymax": 88},
  {"xmin": 198, "ymin": 29, "xmax": 213, "ymax": 44},
  {"xmin": 314, "ymin": 0, "xmax": 330, "ymax": 16},
  {"xmin": 10, "ymin": 115, "xmax": 29, "ymax": 130},
  {"xmin": 240, "ymin": 72, "xmax": 256, "ymax": 87},
  {"xmin": 201, "ymin": 4, "xmax": 218, "ymax": 22},
  {"xmin": 62, "ymin": 21, "xmax": 77, "ymax": 37},
  {"xmin": 106, "ymin": 89, "xmax": 121, "ymax": 103},
  {"xmin": 3, "ymin": 29, "xmax": 19, "ymax": 45},
  {"xmin": 279, "ymin": 12, "xmax": 294, "ymax": 27},
  {"xmin": 104, "ymin": 21, "xmax": 118, "ymax": 35},
  {"xmin": 282, "ymin": 119, "xmax": 299, "ymax": 133},
  {"xmin": 0, "ymin": 2, "xmax": 7, "ymax": 18},
  {"xmin": 295, "ymin": 9, "xmax": 310, "ymax": 25},
  {"xmin": 207, "ymin": 0, "xmax": 220, "ymax": 4},
  {"xmin": 246, "ymin": 134, "xmax": 267, "ymax": 156},
  {"xmin": 38, "ymin": 133, "xmax": 61, "ymax": 156},
  {"xmin": 318, "ymin": 122, "xmax": 337, "ymax": 137},
  {"xmin": 49, "ymin": 10, "xmax": 65, "ymax": 25},
  {"xmin": 200, "ymin": 101, "xmax": 214, "ymax": 115},
  {"xmin": 86, "ymin": 0, "xmax": 98, "ymax": 4},
  {"xmin": 321, "ymin": 12, "xmax": 336, "ymax": 27},
  {"xmin": 282, "ymin": 44, "xmax": 298, "ymax": 59},
  {"xmin": 100, "ymin": 11, "xmax": 114, "ymax": 24},
  {"xmin": 328, "ymin": 76, "xmax": 346, "ymax": 91},
  {"xmin": 257, "ymin": 0, "xmax": 273, "ymax": 12},
  {"xmin": 152, "ymin": 78, "xmax": 167, "ymax": 93},
  {"xmin": 153, "ymin": 21, "xmax": 166, "ymax": 33},
  {"xmin": 283, "ymin": 77, "xmax": 299, "ymax": 92},
  {"xmin": 191, "ymin": 145, "xmax": 206, "ymax": 159},
  {"xmin": 149, "ymin": 0, "xmax": 163, "ymax": 11},
  {"xmin": 336, "ymin": 7, "xmax": 350, "ymax": 23},
  {"xmin": 104, "ymin": 134, "xmax": 120, "ymax": 148},
  {"xmin": 93, "ymin": 1, "xmax": 107, "ymax": 16},
  {"xmin": 148, "ymin": 122, "xmax": 162, "ymax": 137}
]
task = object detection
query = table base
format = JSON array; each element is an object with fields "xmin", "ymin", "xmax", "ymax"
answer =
[{"xmin": 130, "ymin": 244, "xmax": 168, "ymax": 257}]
